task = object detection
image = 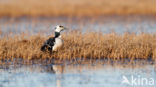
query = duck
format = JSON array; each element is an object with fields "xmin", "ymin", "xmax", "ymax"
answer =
[{"xmin": 41, "ymin": 25, "xmax": 67, "ymax": 53}]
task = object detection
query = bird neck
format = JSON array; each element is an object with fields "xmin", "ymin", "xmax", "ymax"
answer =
[{"xmin": 55, "ymin": 32, "xmax": 61, "ymax": 38}]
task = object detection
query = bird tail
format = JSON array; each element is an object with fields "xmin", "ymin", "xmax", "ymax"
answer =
[
  {"xmin": 41, "ymin": 45, "xmax": 53, "ymax": 54},
  {"xmin": 41, "ymin": 45, "xmax": 47, "ymax": 52}
]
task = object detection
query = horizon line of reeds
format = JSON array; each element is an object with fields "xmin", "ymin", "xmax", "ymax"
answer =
[{"xmin": 1, "ymin": 0, "xmax": 156, "ymax": 17}]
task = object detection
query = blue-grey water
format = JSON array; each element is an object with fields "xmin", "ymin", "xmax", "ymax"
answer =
[
  {"xmin": 0, "ymin": 62, "xmax": 156, "ymax": 87},
  {"xmin": 0, "ymin": 16, "xmax": 156, "ymax": 36}
]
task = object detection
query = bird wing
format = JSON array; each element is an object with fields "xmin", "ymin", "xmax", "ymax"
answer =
[
  {"xmin": 41, "ymin": 37, "xmax": 55, "ymax": 52},
  {"xmin": 46, "ymin": 37, "xmax": 55, "ymax": 46}
]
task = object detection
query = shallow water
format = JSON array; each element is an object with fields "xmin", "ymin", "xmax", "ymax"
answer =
[
  {"xmin": 0, "ymin": 16, "xmax": 156, "ymax": 36},
  {"xmin": 0, "ymin": 62, "xmax": 156, "ymax": 87}
]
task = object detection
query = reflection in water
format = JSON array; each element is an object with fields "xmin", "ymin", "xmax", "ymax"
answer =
[
  {"xmin": 53, "ymin": 65, "xmax": 64, "ymax": 87},
  {"xmin": 0, "ymin": 61, "xmax": 155, "ymax": 87}
]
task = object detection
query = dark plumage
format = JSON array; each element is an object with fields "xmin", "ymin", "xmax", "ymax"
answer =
[
  {"xmin": 41, "ymin": 37, "xmax": 55, "ymax": 53},
  {"xmin": 41, "ymin": 32, "xmax": 60, "ymax": 53}
]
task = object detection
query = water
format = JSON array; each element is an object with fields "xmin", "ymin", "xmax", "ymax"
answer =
[
  {"xmin": 0, "ymin": 62, "xmax": 156, "ymax": 87},
  {"xmin": 0, "ymin": 16, "xmax": 156, "ymax": 36}
]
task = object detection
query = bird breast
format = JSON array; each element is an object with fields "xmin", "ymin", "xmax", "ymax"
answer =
[{"xmin": 53, "ymin": 38, "xmax": 63, "ymax": 51}]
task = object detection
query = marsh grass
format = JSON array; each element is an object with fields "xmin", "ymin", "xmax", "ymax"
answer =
[
  {"xmin": 1, "ymin": 0, "xmax": 156, "ymax": 16},
  {"xmin": 0, "ymin": 31, "xmax": 155, "ymax": 61}
]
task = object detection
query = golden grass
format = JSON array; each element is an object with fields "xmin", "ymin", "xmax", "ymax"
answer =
[
  {"xmin": 1, "ymin": 0, "xmax": 156, "ymax": 17},
  {"xmin": 0, "ymin": 31, "xmax": 155, "ymax": 60}
]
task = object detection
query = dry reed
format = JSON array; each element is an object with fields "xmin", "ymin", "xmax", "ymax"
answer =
[
  {"xmin": 1, "ymin": 0, "xmax": 156, "ymax": 17},
  {"xmin": 0, "ymin": 31, "xmax": 155, "ymax": 61}
]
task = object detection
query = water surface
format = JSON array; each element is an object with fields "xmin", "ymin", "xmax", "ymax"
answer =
[
  {"xmin": 0, "ymin": 61, "xmax": 156, "ymax": 87},
  {"xmin": 0, "ymin": 16, "xmax": 156, "ymax": 36}
]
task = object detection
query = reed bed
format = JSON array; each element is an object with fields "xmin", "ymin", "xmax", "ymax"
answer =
[
  {"xmin": 0, "ymin": 31, "xmax": 156, "ymax": 61},
  {"xmin": 1, "ymin": 0, "xmax": 156, "ymax": 17}
]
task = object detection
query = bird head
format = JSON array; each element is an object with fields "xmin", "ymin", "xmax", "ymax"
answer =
[{"xmin": 55, "ymin": 25, "xmax": 67, "ymax": 32}]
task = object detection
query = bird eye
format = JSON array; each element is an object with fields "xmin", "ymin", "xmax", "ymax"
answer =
[{"xmin": 59, "ymin": 25, "xmax": 63, "ymax": 28}]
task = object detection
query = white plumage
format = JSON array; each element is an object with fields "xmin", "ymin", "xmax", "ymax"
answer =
[
  {"xmin": 41, "ymin": 25, "xmax": 67, "ymax": 53},
  {"xmin": 52, "ymin": 36, "xmax": 64, "ymax": 51}
]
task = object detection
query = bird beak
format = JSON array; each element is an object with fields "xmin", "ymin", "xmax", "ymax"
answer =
[{"xmin": 64, "ymin": 27, "xmax": 68, "ymax": 30}]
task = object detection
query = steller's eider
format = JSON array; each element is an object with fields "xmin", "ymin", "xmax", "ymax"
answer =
[{"xmin": 41, "ymin": 25, "xmax": 67, "ymax": 53}]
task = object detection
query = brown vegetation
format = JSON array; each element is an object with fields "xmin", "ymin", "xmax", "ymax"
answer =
[
  {"xmin": 0, "ymin": 0, "xmax": 156, "ymax": 17},
  {"xmin": 0, "ymin": 31, "xmax": 155, "ymax": 60}
]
